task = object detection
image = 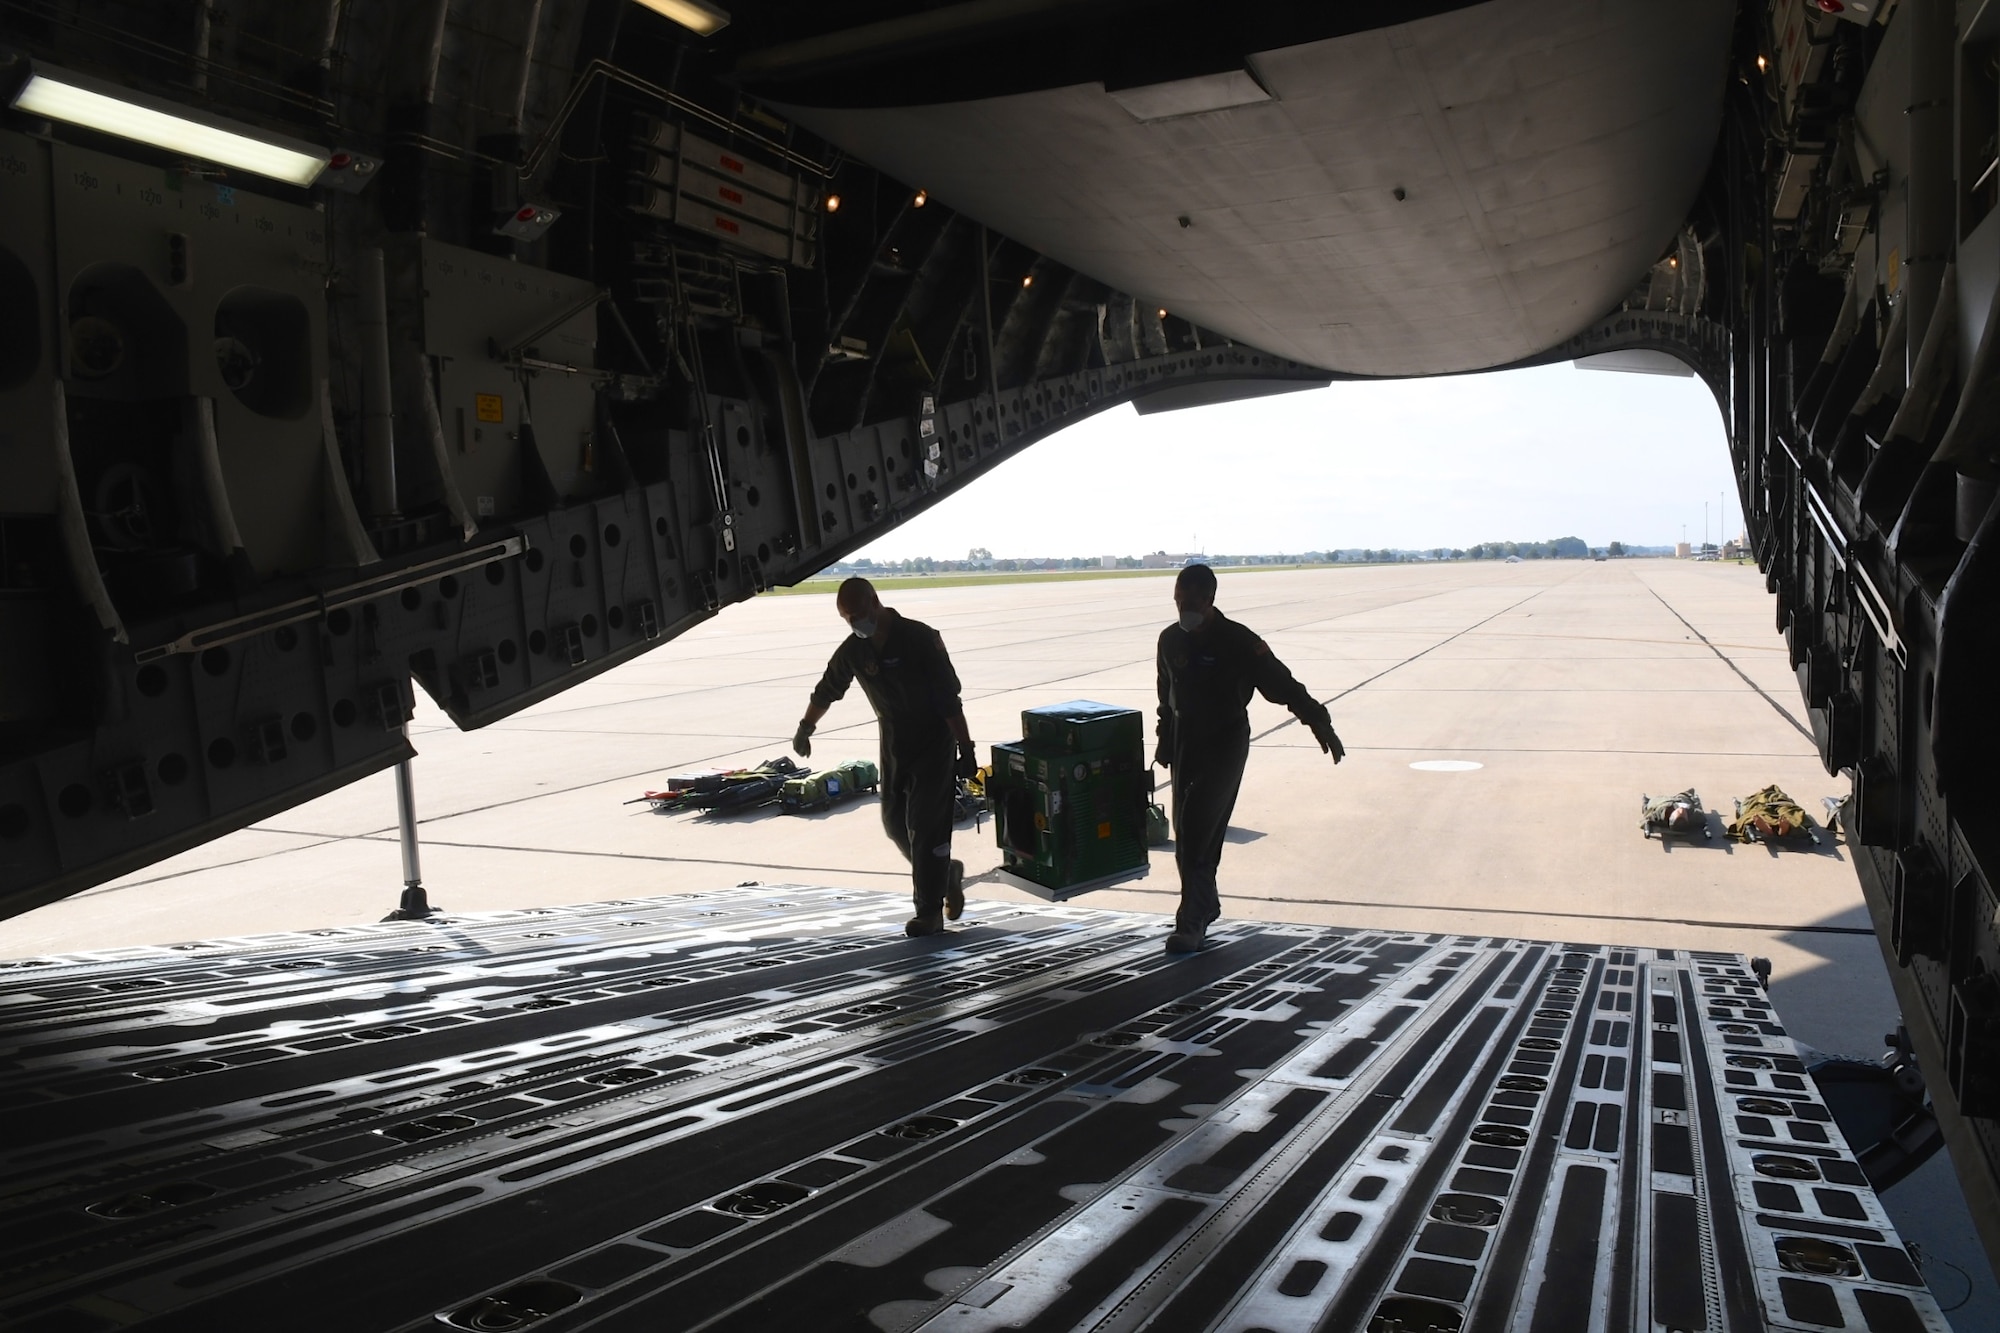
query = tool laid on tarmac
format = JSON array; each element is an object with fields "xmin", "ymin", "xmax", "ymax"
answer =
[
  {"xmin": 1639, "ymin": 789, "xmax": 1711, "ymax": 840},
  {"xmin": 630, "ymin": 759, "xmax": 799, "ymax": 806},
  {"xmin": 1728, "ymin": 784, "xmax": 1822, "ymax": 845},
  {"xmin": 639, "ymin": 758, "xmax": 988, "ymax": 826},
  {"xmin": 633, "ymin": 757, "xmax": 808, "ymax": 814},
  {"xmin": 954, "ymin": 771, "xmax": 987, "ymax": 832}
]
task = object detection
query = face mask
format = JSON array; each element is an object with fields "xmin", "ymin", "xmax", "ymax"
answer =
[
  {"xmin": 1178, "ymin": 609, "xmax": 1205, "ymax": 633},
  {"xmin": 850, "ymin": 616, "xmax": 878, "ymax": 639}
]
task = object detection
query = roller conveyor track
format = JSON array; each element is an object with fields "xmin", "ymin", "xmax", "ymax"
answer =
[{"xmin": 0, "ymin": 887, "xmax": 1949, "ymax": 1332}]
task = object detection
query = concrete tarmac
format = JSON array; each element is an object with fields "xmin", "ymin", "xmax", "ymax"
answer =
[{"xmin": 4, "ymin": 559, "xmax": 1994, "ymax": 1323}]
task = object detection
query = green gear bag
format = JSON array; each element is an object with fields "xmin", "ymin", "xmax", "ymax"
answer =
[
  {"xmin": 779, "ymin": 759, "xmax": 880, "ymax": 812},
  {"xmin": 1641, "ymin": 788, "xmax": 1705, "ymax": 833},
  {"xmin": 1727, "ymin": 784, "xmax": 1813, "ymax": 842}
]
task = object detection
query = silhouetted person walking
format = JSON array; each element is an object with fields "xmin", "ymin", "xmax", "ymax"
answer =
[
  {"xmin": 795, "ymin": 578, "xmax": 977, "ymax": 936},
  {"xmin": 1155, "ymin": 564, "xmax": 1343, "ymax": 953}
]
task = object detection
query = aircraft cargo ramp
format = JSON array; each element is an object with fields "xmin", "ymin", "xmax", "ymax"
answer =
[{"xmin": 0, "ymin": 886, "xmax": 1950, "ymax": 1332}]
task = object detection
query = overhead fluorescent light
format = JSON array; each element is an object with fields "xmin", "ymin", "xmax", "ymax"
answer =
[
  {"xmin": 9, "ymin": 66, "xmax": 329, "ymax": 187},
  {"xmin": 631, "ymin": 0, "xmax": 730, "ymax": 36}
]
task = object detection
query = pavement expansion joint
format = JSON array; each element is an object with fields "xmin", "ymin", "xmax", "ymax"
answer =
[{"xmin": 0, "ymin": 886, "xmax": 1951, "ymax": 1332}]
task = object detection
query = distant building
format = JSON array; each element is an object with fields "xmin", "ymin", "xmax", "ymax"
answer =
[
  {"xmin": 1675, "ymin": 542, "xmax": 1692, "ymax": 559},
  {"xmin": 1102, "ymin": 556, "xmax": 1118, "ymax": 569}
]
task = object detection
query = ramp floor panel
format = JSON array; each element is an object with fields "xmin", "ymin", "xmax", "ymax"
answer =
[{"xmin": 0, "ymin": 887, "xmax": 1949, "ymax": 1331}]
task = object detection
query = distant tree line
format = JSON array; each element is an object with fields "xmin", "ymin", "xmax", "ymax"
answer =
[
  {"xmin": 1461, "ymin": 537, "xmax": 1593, "ymax": 560},
  {"xmin": 828, "ymin": 538, "xmax": 1642, "ymax": 576},
  {"xmin": 838, "ymin": 555, "xmax": 1135, "ymax": 574}
]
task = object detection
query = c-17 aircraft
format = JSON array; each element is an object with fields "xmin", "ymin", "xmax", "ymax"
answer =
[{"xmin": 0, "ymin": 1, "xmax": 1995, "ymax": 1328}]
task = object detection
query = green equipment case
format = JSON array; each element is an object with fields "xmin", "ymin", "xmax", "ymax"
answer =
[
  {"xmin": 989, "ymin": 701, "xmax": 1150, "ymax": 899},
  {"xmin": 1020, "ymin": 698, "xmax": 1147, "ymax": 756}
]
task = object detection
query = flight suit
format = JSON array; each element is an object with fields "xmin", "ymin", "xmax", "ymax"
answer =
[
  {"xmin": 1156, "ymin": 613, "xmax": 1331, "ymax": 934},
  {"xmin": 812, "ymin": 615, "xmax": 963, "ymax": 914}
]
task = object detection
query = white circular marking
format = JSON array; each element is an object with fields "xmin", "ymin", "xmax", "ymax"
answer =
[{"xmin": 1409, "ymin": 760, "xmax": 1484, "ymax": 772}]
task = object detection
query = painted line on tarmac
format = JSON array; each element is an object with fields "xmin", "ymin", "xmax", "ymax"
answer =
[
  {"xmin": 352, "ymin": 834, "xmax": 912, "ymax": 880},
  {"xmin": 62, "ymin": 833, "xmax": 354, "ymax": 898},
  {"xmin": 1251, "ymin": 577, "xmax": 1575, "ymax": 742},
  {"xmin": 1637, "ymin": 582, "xmax": 1814, "ymax": 742}
]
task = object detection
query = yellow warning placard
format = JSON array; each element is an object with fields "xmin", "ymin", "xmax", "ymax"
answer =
[{"xmin": 474, "ymin": 393, "xmax": 504, "ymax": 423}]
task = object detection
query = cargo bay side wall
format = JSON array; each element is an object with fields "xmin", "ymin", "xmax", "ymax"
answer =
[
  {"xmin": 0, "ymin": 17, "xmax": 1328, "ymax": 916},
  {"xmin": 1627, "ymin": 0, "xmax": 2000, "ymax": 1275}
]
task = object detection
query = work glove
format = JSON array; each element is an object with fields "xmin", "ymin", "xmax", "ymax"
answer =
[
  {"xmin": 792, "ymin": 720, "xmax": 813, "ymax": 758},
  {"xmin": 1309, "ymin": 713, "xmax": 1344, "ymax": 764},
  {"xmin": 955, "ymin": 741, "xmax": 978, "ymax": 780}
]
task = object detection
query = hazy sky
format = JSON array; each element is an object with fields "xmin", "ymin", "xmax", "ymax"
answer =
[{"xmin": 852, "ymin": 361, "xmax": 1736, "ymax": 561}]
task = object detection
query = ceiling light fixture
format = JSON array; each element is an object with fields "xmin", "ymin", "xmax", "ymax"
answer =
[
  {"xmin": 8, "ymin": 64, "xmax": 329, "ymax": 186},
  {"xmin": 1756, "ymin": 54, "xmax": 1769, "ymax": 71},
  {"xmin": 1021, "ymin": 274, "xmax": 1033, "ymax": 288},
  {"xmin": 631, "ymin": 0, "xmax": 731, "ymax": 36},
  {"xmin": 912, "ymin": 188, "xmax": 927, "ymax": 207},
  {"xmin": 823, "ymin": 193, "xmax": 841, "ymax": 213},
  {"xmin": 1157, "ymin": 308, "xmax": 1168, "ymax": 319}
]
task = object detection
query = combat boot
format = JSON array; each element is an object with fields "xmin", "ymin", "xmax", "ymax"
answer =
[
  {"xmin": 905, "ymin": 912, "xmax": 945, "ymax": 938},
  {"xmin": 944, "ymin": 860, "xmax": 966, "ymax": 921},
  {"xmin": 1164, "ymin": 923, "xmax": 1206, "ymax": 954}
]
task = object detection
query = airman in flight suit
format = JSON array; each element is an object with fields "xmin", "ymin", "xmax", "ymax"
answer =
[
  {"xmin": 796, "ymin": 578, "xmax": 977, "ymax": 937},
  {"xmin": 1155, "ymin": 564, "xmax": 1343, "ymax": 953}
]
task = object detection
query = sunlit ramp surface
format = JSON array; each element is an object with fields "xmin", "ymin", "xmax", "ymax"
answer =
[{"xmin": 0, "ymin": 888, "xmax": 1947, "ymax": 1331}]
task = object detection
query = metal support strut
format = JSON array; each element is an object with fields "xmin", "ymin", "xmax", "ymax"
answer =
[{"xmin": 382, "ymin": 731, "xmax": 439, "ymax": 921}]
